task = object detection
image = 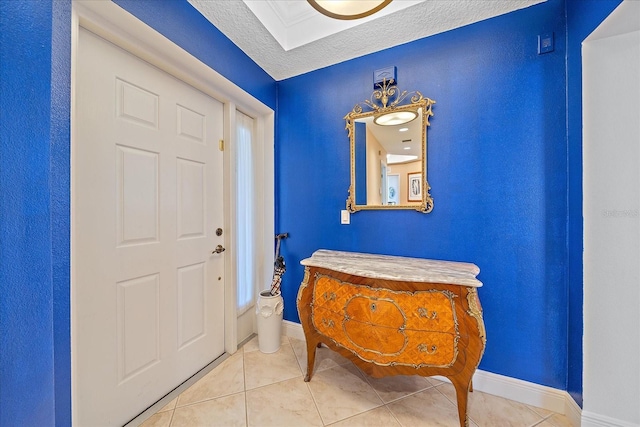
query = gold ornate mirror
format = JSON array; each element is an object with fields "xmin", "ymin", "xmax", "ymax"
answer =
[{"xmin": 345, "ymin": 79, "xmax": 435, "ymax": 213}]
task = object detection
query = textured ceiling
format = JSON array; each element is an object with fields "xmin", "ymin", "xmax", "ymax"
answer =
[
  {"xmin": 238, "ymin": 0, "xmax": 427, "ymax": 51},
  {"xmin": 189, "ymin": 0, "xmax": 545, "ymax": 81}
]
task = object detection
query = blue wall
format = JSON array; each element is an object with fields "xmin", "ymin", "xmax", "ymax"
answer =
[
  {"xmin": 565, "ymin": 0, "xmax": 622, "ymax": 407},
  {"xmin": 0, "ymin": 1, "xmax": 274, "ymax": 426},
  {"xmin": 112, "ymin": 0, "xmax": 276, "ymax": 110},
  {"xmin": 1, "ymin": 2, "xmax": 57, "ymax": 425},
  {"xmin": 278, "ymin": 0, "xmax": 568, "ymax": 391}
]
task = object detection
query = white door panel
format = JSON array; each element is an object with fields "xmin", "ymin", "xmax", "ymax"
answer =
[{"xmin": 75, "ymin": 28, "xmax": 224, "ymax": 426}]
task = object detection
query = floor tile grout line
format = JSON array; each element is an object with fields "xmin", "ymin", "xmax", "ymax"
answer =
[
  {"xmin": 433, "ymin": 381, "xmax": 456, "ymax": 405},
  {"xmin": 244, "ymin": 372, "xmax": 306, "ymax": 392},
  {"xmin": 378, "ymin": 385, "xmax": 436, "ymax": 405},
  {"xmin": 242, "ymin": 347, "xmax": 249, "ymax": 426},
  {"xmin": 322, "ymin": 405, "xmax": 387, "ymax": 427},
  {"xmin": 243, "ymin": 342, "xmax": 307, "ymax": 392},
  {"xmin": 432, "ymin": 381, "xmax": 556, "ymax": 427},
  {"xmin": 244, "ymin": 389, "xmax": 249, "ymax": 427},
  {"xmin": 171, "ymin": 390, "xmax": 246, "ymax": 411},
  {"xmin": 361, "ymin": 374, "xmax": 438, "ymax": 406},
  {"xmin": 528, "ymin": 412, "xmax": 557, "ymax": 426},
  {"xmin": 529, "ymin": 415, "xmax": 550, "ymax": 427},
  {"xmin": 382, "ymin": 403, "xmax": 405, "ymax": 427},
  {"xmin": 522, "ymin": 402, "xmax": 553, "ymax": 425},
  {"xmin": 145, "ymin": 335, "xmax": 572, "ymax": 427},
  {"xmin": 321, "ymin": 363, "xmax": 387, "ymax": 426},
  {"xmin": 360, "ymin": 368, "xmax": 386, "ymax": 405},
  {"xmin": 300, "ymin": 358, "xmax": 386, "ymax": 426},
  {"xmin": 302, "ymin": 374, "xmax": 328, "ymax": 426},
  {"xmin": 287, "ymin": 337, "xmax": 327, "ymax": 427},
  {"xmin": 432, "ymin": 381, "xmax": 480, "ymax": 426},
  {"xmin": 292, "ymin": 340, "xmax": 330, "ymax": 426}
]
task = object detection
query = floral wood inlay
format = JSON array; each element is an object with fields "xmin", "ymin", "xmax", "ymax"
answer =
[{"xmin": 310, "ymin": 274, "xmax": 459, "ymax": 368}]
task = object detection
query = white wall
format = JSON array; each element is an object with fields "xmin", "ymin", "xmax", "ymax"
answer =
[{"xmin": 583, "ymin": 2, "xmax": 640, "ymax": 425}]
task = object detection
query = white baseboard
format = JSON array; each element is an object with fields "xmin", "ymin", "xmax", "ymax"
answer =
[
  {"xmin": 565, "ymin": 392, "xmax": 583, "ymax": 427},
  {"xmin": 282, "ymin": 320, "xmax": 583, "ymax": 424},
  {"xmin": 472, "ymin": 370, "xmax": 567, "ymax": 414},
  {"xmin": 582, "ymin": 411, "xmax": 640, "ymax": 427}
]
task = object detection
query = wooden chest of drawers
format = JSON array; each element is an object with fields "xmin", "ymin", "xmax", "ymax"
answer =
[{"xmin": 297, "ymin": 250, "xmax": 485, "ymax": 427}]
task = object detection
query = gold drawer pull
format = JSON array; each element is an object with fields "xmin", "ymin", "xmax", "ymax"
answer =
[
  {"xmin": 321, "ymin": 318, "xmax": 335, "ymax": 328},
  {"xmin": 323, "ymin": 292, "xmax": 336, "ymax": 301},
  {"xmin": 418, "ymin": 343, "xmax": 437, "ymax": 354},
  {"xmin": 418, "ymin": 307, "xmax": 437, "ymax": 319}
]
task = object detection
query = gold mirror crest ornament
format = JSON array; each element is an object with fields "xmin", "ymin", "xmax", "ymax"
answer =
[{"xmin": 345, "ymin": 79, "xmax": 435, "ymax": 213}]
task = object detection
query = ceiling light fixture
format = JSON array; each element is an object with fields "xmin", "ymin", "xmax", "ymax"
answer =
[
  {"xmin": 373, "ymin": 110, "xmax": 417, "ymax": 126},
  {"xmin": 307, "ymin": 0, "xmax": 393, "ymax": 20}
]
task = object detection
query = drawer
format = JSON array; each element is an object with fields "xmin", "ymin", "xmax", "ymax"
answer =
[
  {"xmin": 312, "ymin": 275, "xmax": 458, "ymax": 334},
  {"xmin": 312, "ymin": 306, "xmax": 458, "ymax": 368}
]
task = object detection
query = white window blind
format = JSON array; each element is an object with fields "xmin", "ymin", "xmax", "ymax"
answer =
[{"xmin": 236, "ymin": 111, "xmax": 256, "ymax": 314}]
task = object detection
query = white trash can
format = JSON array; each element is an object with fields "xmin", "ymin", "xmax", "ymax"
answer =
[{"xmin": 256, "ymin": 290, "xmax": 284, "ymax": 353}]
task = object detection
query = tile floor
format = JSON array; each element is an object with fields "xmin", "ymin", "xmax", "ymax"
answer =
[{"xmin": 140, "ymin": 336, "xmax": 572, "ymax": 427}]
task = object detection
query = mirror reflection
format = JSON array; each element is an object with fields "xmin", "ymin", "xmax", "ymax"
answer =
[
  {"xmin": 353, "ymin": 109, "xmax": 423, "ymax": 207},
  {"xmin": 345, "ymin": 80, "xmax": 435, "ymax": 213}
]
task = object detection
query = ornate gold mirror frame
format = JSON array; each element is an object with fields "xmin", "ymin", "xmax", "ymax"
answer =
[{"xmin": 345, "ymin": 79, "xmax": 435, "ymax": 213}]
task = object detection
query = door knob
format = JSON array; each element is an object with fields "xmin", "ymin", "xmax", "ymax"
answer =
[{"xmin": 212, "ymin": 245, "xmax": 226, "ymax": 254}]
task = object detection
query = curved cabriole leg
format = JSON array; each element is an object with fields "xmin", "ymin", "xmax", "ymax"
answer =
[
  {"xmin": 450, "ymin": 376, "xmax": 472, "ymax": 427},
  {"xmin": 304, "ymin": 338, "xmax": 319, "ymax": 382}
]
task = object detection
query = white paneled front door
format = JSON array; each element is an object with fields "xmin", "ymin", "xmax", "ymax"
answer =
[{"xmin": 74, "ymin": 27, "xmax": 225, "ymax": 426}]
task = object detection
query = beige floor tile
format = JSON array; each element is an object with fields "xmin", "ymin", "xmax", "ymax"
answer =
[
  {"xmin": 426, "ymin": 376, "xmax": 447, "ymax": 386},
  {"xmin": 139, "ymin": 410, "xmax": 173, "ymax": 427},
  {"xmin": 176, "ymin": 351, "xmax": 245, "ymax": 407},
  {"xmin": 246, "ymin": 377, "xmax": 323, "ymax": 427},
  {"xmin": 527, "ymin": 404, "xmax": 555, "ymax": 418},
  {"xmin": 437, "ymin": 383, "xmax": 545, "ymax": 427},
  {"xmin": 306, "ymin": 363, "xmax": 384, "ymax": 425},
  {"xmin": 328, "ymin": 406, "xmax": 401, "ymax": 427},
  {"xmin": 290, "ymin": 339, "xmax": 352, "ymax": 375},
  {"xmin": 541, "ymin": 413, "xmax": 573, "ymax": 427},
  {"xmin": 243, "ymin": 341, "xmax": 303, "ymax": 390},
  {"xmin": 243, "ymin": 336, "xmax": 261, "ymax": 353},
  {"xmin": 171, "ymin": 393, "xmax": 246, "ymax": 427},
  {"xmin": 387, "ymin": 387, "xmax": 467, "ymax": 427},
  {"xmin": 157, "ymin": 397, "xmax": 177, "ymax": 413},
  {"xmin": 364, "ymin": 374, "xmax": 434, "ymax": 403},
  {"xmin": 137, "ymin": 334, "xmax": 571, "ymax": 427},
  {"xmin": 243, "ymin": 335, "xmax": 291, "ymax": 354}
]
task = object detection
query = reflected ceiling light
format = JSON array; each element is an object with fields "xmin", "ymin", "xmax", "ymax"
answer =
[
  {"xmin": 373, "ymin": 110, "xmax": 418, "ymax": 126},
  {"xmin": 399, "ymin": 127, "xmax": 409, "ymax": 132},
  {"xmin": 387, "ymin": 153, "xmax": 418, "ymax": 164},
  {"xmin": 307, "ymin": 0, "xmax": 393, "ymax": 20}
]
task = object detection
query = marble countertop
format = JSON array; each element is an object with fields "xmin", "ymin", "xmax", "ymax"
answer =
[{"xmin": 300, "ymin": 249, "xmax": 482, "ymax": 287}]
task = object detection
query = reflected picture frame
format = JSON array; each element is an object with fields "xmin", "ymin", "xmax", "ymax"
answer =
[{"xmin": 408, "ymin": 172, "xmax": 422, "ymax": 202}]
